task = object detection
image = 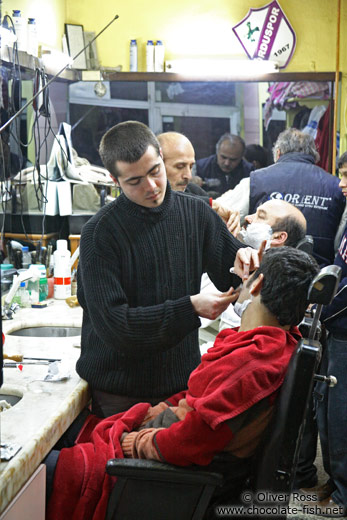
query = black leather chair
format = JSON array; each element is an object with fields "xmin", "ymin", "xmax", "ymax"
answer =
[
  {"xmin": 105, "ymin": 265, "xmax": 341, "ymax": 520},
  {"xmin": 296, "ymin": 234, "xmax": 314, "ymax": 255}
]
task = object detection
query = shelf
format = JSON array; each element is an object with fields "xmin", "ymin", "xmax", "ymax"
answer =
[
  {"xmin": 102, "ymin": 71, "xmax": 339, "ymax": 83},
  {"xmin": 0, "ymin": 46, "xmax": 79, "ymax": 82}
]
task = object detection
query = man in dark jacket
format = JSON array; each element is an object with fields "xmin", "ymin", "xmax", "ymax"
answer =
[
  {"xmin": 216, "ymin": 128, "xmax": 346, "ymax": 267},
  {"xmin": 194, "ymin": 133, "xmax": 253, "ymax": 195},
  {"xmin": 312, "ymin": 151, "xmax": 347, "ymax": 516}
]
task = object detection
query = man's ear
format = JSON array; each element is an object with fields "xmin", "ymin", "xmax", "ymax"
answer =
[
  {"xmin": 270, "ymin": 231, "xmax": 287, "ymax": 247},
  {"xmin": 250, "ymin": 273, "xmax": 264, "ymax": 296}
]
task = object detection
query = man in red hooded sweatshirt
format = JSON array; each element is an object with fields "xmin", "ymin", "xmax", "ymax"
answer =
[{"xmin": 47, "ymin": 247, "xmax": 318, "ymax": 520}]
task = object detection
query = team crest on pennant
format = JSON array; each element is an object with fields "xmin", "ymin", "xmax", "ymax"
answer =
[{"xmin": 232, "ymin": 1, "xmax": 296, "ymax": 69}]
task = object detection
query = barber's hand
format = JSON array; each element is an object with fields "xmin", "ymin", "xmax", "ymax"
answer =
[
  {"xmin": 191, "ymin": 287, "xmax": 239, "ymax": 320},
  {"xmin": 212, "ymin": 200, "xmax": 241, "ymax": 236},
  {"xmin": 234, "ymin": 241, "xmax": 266, "ymax": 281}
]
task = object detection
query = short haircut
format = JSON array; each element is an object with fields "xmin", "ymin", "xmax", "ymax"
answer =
[
  {"xmin": 271, "ymin": 215, "xmax": 306, "ymax": 247},
  {"xmin": 338, "ymin": 151, "xmax": 347, "ymax": 169},
  {"xmin": 216, "ymin": 133, "xmax": 245, "ymax": 153},
  {"xmin": 244, "ymin": 144, "xmax": 268, "ymax": 168},
  {"xmin": 99, "ymin": 121, "xmax": 160, "ymax": 178},
  {"xmin": 273, "ymin": 128, "xmax": 320, "ymax": 163},
  {"xmin": 248, "ymin": 247, "xmax": 319, "ymax": 327}
]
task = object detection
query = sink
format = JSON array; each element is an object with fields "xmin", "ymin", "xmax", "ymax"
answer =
[
  {"xmin": 0, "ymin": 394, "xmax": 22, "ymax": 407},
  {"xmin": 8, "ymin": 326, "xmax": 81, "ymax": 337},
  {"xmin": 0, "ymin": 386, "xmax": 24, "ymax": 410}
]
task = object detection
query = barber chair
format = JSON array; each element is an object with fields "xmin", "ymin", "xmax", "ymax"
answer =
[
  {"xmin": 296, "ymin": 235, "xmax": 314, "ymax": 255},
  {"xmin": 105, "ymin": 265, "xmax": 341, "ymax": 520}
]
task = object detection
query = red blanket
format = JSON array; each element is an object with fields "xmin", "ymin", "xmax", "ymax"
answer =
[
  {"xmin": 186, "ymin": 326, "xmax": 300, "ymax": 429},
  {"xmin": 47, "ymin": 402, "xmax": 150, "ymax": 520}
]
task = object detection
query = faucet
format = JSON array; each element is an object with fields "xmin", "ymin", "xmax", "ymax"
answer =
[{"xmin": 2, "ymin": 265, "xmax": 40, "ymax": 319}]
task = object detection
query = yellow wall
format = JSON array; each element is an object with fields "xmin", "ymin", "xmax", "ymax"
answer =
[
  {"xmin": 65, "ymin": 0, "xmax": 347, "ymax": 152},
  {"xmin": 2, "ymin": 0, "xmax": 66, "ymax": 50},
  {"xmin": 64, "ymin": 0, "xmax": 342, "ymax": 73},
  {"xmin": 3, "ymin": 0, "xmax": 347, "ymax": 151}
]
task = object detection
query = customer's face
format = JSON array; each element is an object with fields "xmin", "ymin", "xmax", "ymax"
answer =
[
  {"xmin": 245, "ymin": 200, "xmax": 280, "ymax": 229},
  {"xmin": 216, "ymin": 140, "xmax": 243, "ymax": 173},
  {"xmin": 114, "ymin": 145, "xmax": 167, "ymax": 208},
  {"xmin": 339, "ymin": 162, "xmax": 347, "ymax": 197},
  {"xmin": 164, "ymin": 139, "xmax": 195, "ymax": 192}
]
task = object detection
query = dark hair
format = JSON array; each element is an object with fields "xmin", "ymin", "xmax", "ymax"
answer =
[
  {"xmin": 216, "ymin": 133, "xmax": 245, "ymax": 153},
  {"xmin": 99, "ymin": 121, "xmax": 160, "ymax": 178},
  {"xmin": 244, "ymin": 144, "xmax": 268, "ymax": 168},
  {"xmin": 248, "ymin": 247, "xmax": 319, "ymax": 326},
  {"xmin": 338, "ymin": 151, "xmax": 347, "ymax": 169},
  {"xmin": 273, "ymin": 128, "xmax": 320, "ymax": 163},
  {"xmin": 271, "ymin": 215, "xmax": 306, "ymax": 247}
]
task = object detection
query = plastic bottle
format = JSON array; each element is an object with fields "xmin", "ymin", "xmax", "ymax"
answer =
[
  {"xmin": 12, "ymin": 10, "xmax": 26, "ymax": 52},
  {"xmin": 53, "ymin": 240, "xmax": 71, "ymax": 299},
  {"xmin": 19, "ymin": 281, "xmax": 31, "ymax": 308},
  {"xmin": 21, "ymin": 246, "xmax": 31, "ymax": 269},
  {"xmin": 146, "ymin": 40, "xmax": 154, "ymax": 72},
  {"xmin": 36, "ymin": 264, "xmax": 48, "ymax": 301},
  {"xmin": 129, "ymin": 39, "xmax": 138, "ymax": 72},
  {"xmin": 154, "ymin": 40, "xmax": 165, "ymax": 72},
  {"xmin": 12, "ymin": 276, "xmax": 21, "ymax": 305},
  {"xmin": 27, "ymin": 267, "xmax": 40, "ymax": 304},
  {"xmin": 27, "ymin": 18, "xmax": 38, "ymax": 57}
]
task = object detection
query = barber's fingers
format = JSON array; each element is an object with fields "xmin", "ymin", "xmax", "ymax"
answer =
[
  {"xmin": 216, "ymin": 287, "xmax": 239, "ymax": 314},
  {"xmin": 258, "ymin": 240, "xmax": 267, "ymax": 263},
  {"xmin": 234, "ymin": 247, "xmax": 260, "ymax": 281},
  {"xmin": 226, "ymin": 211, "xmax": 241, "ymax": 237}
]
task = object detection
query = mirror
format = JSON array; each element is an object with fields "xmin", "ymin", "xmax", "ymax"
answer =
[
  {"xmin": 0, "ymin": 69, "xmax": 337, "ymax": 243},
  {"xmin": 68, "ymin": 74, "xmax": 335, "ymax": 174}
]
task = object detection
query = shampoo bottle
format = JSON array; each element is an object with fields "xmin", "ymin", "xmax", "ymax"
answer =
[{"xmin": 53, "ymin": 240, "xmax": 71, "ymax": 299}]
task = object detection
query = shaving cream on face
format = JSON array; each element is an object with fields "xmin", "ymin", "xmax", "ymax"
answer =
[
  {"xmin": 238, "ymin": 222, "xmax": 273, "ymax": 250},
  {"xmin": 234, "ymin": 298, "xmax": 252, "ymax": 318}
]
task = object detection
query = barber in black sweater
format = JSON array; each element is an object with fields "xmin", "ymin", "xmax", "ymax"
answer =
[{"xmin": 76, "ymin": 121, "xmax": 260, "ymax": 418}]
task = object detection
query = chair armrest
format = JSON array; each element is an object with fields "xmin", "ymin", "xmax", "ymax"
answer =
[{"xmin": 106, "ymin": 458, "xmax": 223, "ymax": 486}]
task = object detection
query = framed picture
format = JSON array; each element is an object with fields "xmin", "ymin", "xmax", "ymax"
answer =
[
  {"xmin": 64, "ymin": 23, "xmax": 87, "ymax": 69},
  {"xmin": 84, "ymin": 31, "xmax": 99, "ymax": 70}
]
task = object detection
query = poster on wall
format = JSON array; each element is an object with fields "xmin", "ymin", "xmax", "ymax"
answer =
[{"xmin": 232, "ymin": 0, "xmax": 296, "ymax": 69}]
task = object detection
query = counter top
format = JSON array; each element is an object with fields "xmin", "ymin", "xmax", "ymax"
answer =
[{"xmin": 0, "ymin": 300, "xmax": 89, "ymax": 514}]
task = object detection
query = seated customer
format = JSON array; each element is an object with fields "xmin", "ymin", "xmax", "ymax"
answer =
[{"xmin": 47, "ymin": 248, "xmax": 318, "ymax": 519}]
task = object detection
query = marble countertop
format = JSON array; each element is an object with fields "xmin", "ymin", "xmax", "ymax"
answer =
[{"xmin": 0, "ymin": 300, "xmax": 90, "ymax": 514}]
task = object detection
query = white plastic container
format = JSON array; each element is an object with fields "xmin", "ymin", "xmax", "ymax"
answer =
[
  {"xmin": 12, "ymin": 10, "xmax": 26, "ymax": 52},
  {"xmin": 146, "ymin": 40, "xmax": 154, "ymax": 72},
  {"xmin": 27, "ymin": 18, "xmax": 38, "ymax": 57},
  {"xmin": 21, "ymin": 246, "xmax": 31, "ymax": 269},
  {"xmin": 53, "ymin": 240, "xmax": 71, "ymax": 299},
  {"xmin": 154, "ymin": 40, "xmax": 165, "ymax": 72},
  {"xmin": 19, "ymin": 281, "xmax": 31, "ymax": 308},
  {"xmin": 129, "ymin": 39, "xmax": 138, "ymax": 72}
]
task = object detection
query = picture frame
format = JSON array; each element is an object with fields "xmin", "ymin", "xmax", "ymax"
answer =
[
  {"xmin": 64, "ymin": 23, "xmax": 87, "ymax": 70},
  {"xmin": 84, "ymin": 31, "xmax": 99, "ymax": 70}
]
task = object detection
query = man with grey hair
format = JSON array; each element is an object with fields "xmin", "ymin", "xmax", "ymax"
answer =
[
  {"xmin": 193, "ymin": 133, "xmax": 254, "ymax": 195},
  {"xmin": 217, "ymin": 128, "xmax": 346, "ymax": 267}
]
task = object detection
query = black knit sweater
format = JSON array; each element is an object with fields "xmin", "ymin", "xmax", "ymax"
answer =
[{"xmin": 76, "ymin": 183, "xmax": 243, "ymax": 398}]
